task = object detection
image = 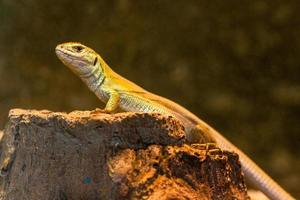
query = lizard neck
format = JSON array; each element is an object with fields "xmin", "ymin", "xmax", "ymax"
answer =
[{"xmin": 79, "ymin": 62, "xmax": 107, "ymax": 102}]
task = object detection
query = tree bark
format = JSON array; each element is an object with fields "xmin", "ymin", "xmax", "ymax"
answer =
[{"xmin": 0, "ymin": 109, "xmax": 249, "ymax": 200}]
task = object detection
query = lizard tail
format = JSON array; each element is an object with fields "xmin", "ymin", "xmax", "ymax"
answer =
[{"xmin": 196, "ymin": 120, "xmax": 295, "ymax": 200}]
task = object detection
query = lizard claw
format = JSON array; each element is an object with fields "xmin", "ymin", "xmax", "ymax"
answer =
[{"xmin": 90, "ymin": 108, "xmax": 111, "ymax": 116}]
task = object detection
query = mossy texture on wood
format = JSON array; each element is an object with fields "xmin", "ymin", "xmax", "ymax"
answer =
[{"xmin": 0, "ymin": 109, "xmax": 249, "ymax": 200}]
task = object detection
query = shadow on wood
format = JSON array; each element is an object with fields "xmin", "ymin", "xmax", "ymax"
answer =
[{"xmin": 0, "ymin": 109, "xmax": 249, "ymax": 200}]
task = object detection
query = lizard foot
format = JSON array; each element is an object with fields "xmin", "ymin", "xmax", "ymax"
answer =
[
  {"xmin": 90, "ymin": 108, "xmax": 111, "ymax": 116},
  {"xmin": 191, "ymin": 143, "xmax": 218, "ymax": 151},
  {"xmin": 191, "ymin": 143, "xmax": 223, "ymax": 158}
]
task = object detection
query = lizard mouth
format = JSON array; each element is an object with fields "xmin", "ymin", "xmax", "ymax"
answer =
[{"xmin": 55, "ymin": 48, "xmax": 74, "ymax": 64}]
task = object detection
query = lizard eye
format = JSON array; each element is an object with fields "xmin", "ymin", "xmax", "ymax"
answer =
[
  {"xmin": 93, "ymin": 57, "xmax": 98, "ymax": 65},
  {"xmin": 73, "ymin": 45, "xmax": 84, "ymax": 53}
]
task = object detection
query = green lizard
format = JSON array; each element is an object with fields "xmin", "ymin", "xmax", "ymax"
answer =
[{"xmin": 55, "ymin": 42, "xmax": 295, "ymax": 200}]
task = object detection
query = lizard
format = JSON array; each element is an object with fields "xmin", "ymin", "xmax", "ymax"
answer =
[{"xmin": 55, "ymin": 42, "xmax": 295, "ymax": 200}]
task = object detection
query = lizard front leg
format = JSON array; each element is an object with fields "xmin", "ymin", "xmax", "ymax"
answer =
[
  {"xmin": 92, "ymin": 88, "xmax": 120, "ymax": 114},
  {"xmin": 186, "ymin": 124, "xmax": 217, "ymax": 144}
]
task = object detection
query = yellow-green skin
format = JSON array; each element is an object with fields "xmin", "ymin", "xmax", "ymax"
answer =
[{"xmin": 56, "ymin": 42, "xmax": 295, "ymax": 200}]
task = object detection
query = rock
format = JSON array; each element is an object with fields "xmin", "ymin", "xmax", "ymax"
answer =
[{"xmin": 0, "ymin": 109, "xmax": 249, "ymax": 200}]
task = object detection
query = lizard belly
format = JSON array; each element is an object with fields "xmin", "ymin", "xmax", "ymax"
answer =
[
  {"xmin": 119, "ymin": 93, "xmax": 195, "ymax": 128},
  {"xmin": 119, "ymin": 94, "xmax": 165, "ymax": 113}
]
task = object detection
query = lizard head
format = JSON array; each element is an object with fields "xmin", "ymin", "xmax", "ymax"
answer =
[{"xmin": 55, "ymin": 42, "xmax": 100, "ymax": 76}]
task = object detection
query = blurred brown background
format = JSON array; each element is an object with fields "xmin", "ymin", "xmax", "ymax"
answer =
[{"xmin": 0, "ymin": 0, "xmax": 299, "ymax": 197}]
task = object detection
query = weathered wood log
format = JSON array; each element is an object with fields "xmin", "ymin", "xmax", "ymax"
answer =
[{"xmin": 0, "ymin": 109, "xmax": 249, "ymax": 200}]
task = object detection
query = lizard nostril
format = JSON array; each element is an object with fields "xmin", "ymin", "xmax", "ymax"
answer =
[{"xmin": 73, "ymin": 45, "xmax": 84, "ymax": 53}]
